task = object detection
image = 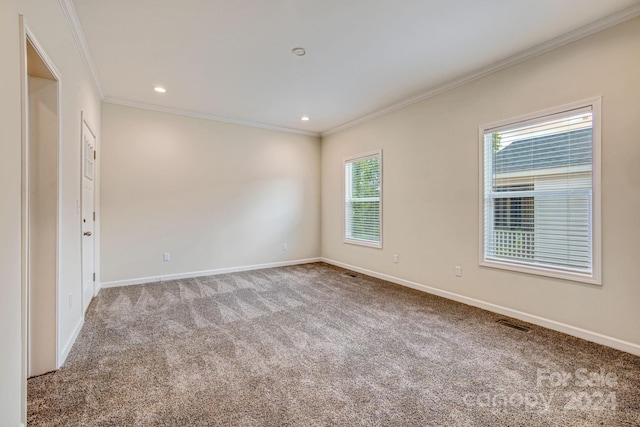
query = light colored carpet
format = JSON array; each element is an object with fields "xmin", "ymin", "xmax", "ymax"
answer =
[{"xmin": 28, "ymin": 263, "xmax": 640, "ymax": 426}]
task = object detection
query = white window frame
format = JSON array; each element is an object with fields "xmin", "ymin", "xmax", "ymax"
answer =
[
  {"xmin": 344, "ymin": 150, "xmax": 383, "ymax": 248},
  {"xmin": 478, "ymin": 98, "xmax": 602, "ymax": 285}
]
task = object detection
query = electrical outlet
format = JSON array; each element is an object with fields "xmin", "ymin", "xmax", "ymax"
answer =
[
  {"xmin": 455, "ymin": 266, "xmax": 462, "ymax": 277},
  {"xmin": 393, "ymin": 254, "xmax": 399, "ymax": 263},
  {"xmin": 163, "ymin": 252, "xmax": 171, "ymax": 262},
  {"xmin": 282, "ymin": 243, "xmax": 288, "ymax": 251}
]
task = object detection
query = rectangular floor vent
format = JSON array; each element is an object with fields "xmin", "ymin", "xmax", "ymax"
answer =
[
  {"xmin": 496, "ymin": 319, "xmax": 531, "ymax": 332},
  {"xmin": 344, "ymin": 273, "xmax": 358, "ymax": 278}
]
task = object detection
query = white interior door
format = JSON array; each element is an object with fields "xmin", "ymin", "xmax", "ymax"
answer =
[{"xmin": 81, "ymin": 118, "xmax": 96, "ymax": 314}]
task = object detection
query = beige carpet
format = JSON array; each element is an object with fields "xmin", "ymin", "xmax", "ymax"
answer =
[{"xmin": 28, "ymin": 263, "xmax": 640, "ymax": 426}]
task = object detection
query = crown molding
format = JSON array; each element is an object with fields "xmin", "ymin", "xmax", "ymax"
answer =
[
  {"xmin": 103, "ymin": 97, "xmax": 321, "ymax": 137},
  {"xmin": 58, "ymin": 0, "xmax": 104, "ymax": 98},
  {"xmin": 322, "ymin": 3, "xmax": 640, "ymax": 137}
]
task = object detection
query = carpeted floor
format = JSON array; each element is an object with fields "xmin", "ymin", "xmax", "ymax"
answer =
[{"xmin": 28, "ymin": 263, "xmax": 640, "ymax": 426}]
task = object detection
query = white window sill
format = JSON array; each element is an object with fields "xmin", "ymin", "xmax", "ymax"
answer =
[
  {"xmin": 480, "ymin": 259, "xmax": 601, "ymax": 286},
  {"xmin": 344, "ymin": 238, "xmax": 382, "ymax": 249}
]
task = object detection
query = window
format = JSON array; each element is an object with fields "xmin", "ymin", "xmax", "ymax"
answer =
[
  {"xmin": 344, "ymin": 150, "xmax": 382, "ymax": 248},
  {"xmin": 494, "ymin": 184, "xmax": 534, "ymax": 232},
  {"xmin": 480, "ymin": 99, "xmax": 601, "ymax": 284},
  {"xmin": 494, "ymin": 185, "xmax": 535, "ymax": 260}
]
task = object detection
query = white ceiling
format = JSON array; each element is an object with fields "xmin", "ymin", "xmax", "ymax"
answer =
[{"xmin": 71, "ymin": 0, "xmax": 640, "ymax": 135}]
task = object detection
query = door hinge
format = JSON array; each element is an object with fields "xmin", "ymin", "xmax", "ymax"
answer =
[
  {"xmin": 93, "ymin": 273, "xmax": 96, "ymax": 282},
  {"xmin": 93, "ymin": 212, "xmax": 96, "ymax": 221},
  {"xmin": 93, "ymin": 150, "xmax": 96, "ymax": 160}
]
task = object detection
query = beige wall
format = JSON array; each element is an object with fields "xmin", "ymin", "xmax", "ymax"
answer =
[
  {"xmin": 0, "ymin": 1, "xmax": 25, "ymax": 424},
  {"xmin": 0, "ymin": 1, "xmax": 101, "ymax": 424},
  {"xmin": 100, "ymin": 103, "xmax": 320, "ymax": 283},
  {"xmin": 321, "ymin": 17, "xmax": 640, "ymax": 347}
]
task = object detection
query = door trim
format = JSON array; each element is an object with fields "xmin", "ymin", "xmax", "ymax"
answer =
[{"xmin": 20, "ymin": 15, "xmax": 64, "ymax": 422}]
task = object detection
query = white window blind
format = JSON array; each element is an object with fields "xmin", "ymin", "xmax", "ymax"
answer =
[
  {"xmin": 344, "ymin": 151, "xmax": 382, "ymax": 247},
  {"xmin": 481, "ymin": 103, "xmax": 599, "ymax": 282}
]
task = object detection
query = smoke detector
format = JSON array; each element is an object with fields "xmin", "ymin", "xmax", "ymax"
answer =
[{"xmin": 292, "ymin": 47, "xmax": 306, "ymax": 57}]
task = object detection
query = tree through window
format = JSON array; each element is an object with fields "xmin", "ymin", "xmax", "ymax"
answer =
[{"xmin": 344, "ymin": 151, "xmax": 382, "ymax": 247}]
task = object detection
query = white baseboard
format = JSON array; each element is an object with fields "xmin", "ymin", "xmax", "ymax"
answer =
[
  {"xmin": 321, "ymin": 258, "xmax": 640, "ymax": 356},
  {"xmin": 100, "ymin": 258, "xmax": 322, "ymax": 288},
  {"xmin": 58, "ymin": 315, "xmax": 84, "ymax": 368}
]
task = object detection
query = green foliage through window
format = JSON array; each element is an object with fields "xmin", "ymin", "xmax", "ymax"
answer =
[{"xmin": 345, "ymin": 153, "xmax": 381, "ymax": 245}]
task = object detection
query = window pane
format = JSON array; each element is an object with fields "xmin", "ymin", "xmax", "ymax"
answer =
[
  {"xmin": 483, "ymin": 107, "xmax": 594, "ymax": 276},
  {"xmin": 351, "ymin": 157, "xmax": 380, "ymax": 198},
  {"xmin": 348, "ymin": 201, "xmax": 380, "ymax": 241}
]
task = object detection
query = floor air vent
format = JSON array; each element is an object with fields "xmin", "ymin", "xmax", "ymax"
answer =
[
  {"xmin": 496, "ymin": 319, "xmax": 531, "ymax": 332},
  {"xmin": 344, "ymin": 273, "xmax": 358, "ymax": 278}
]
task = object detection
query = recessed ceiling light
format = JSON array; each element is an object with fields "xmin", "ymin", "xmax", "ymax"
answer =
[
  {"xmin": 153, "ymin": 86, "xmax": 167, "ymax": 93},
  {"xmin": 292, "ymin": 47, "xmax": 306, "ymax": 57},
  {"xmin": 301, "ymin": 116, "xmax": 310, "ymax": 121}
]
